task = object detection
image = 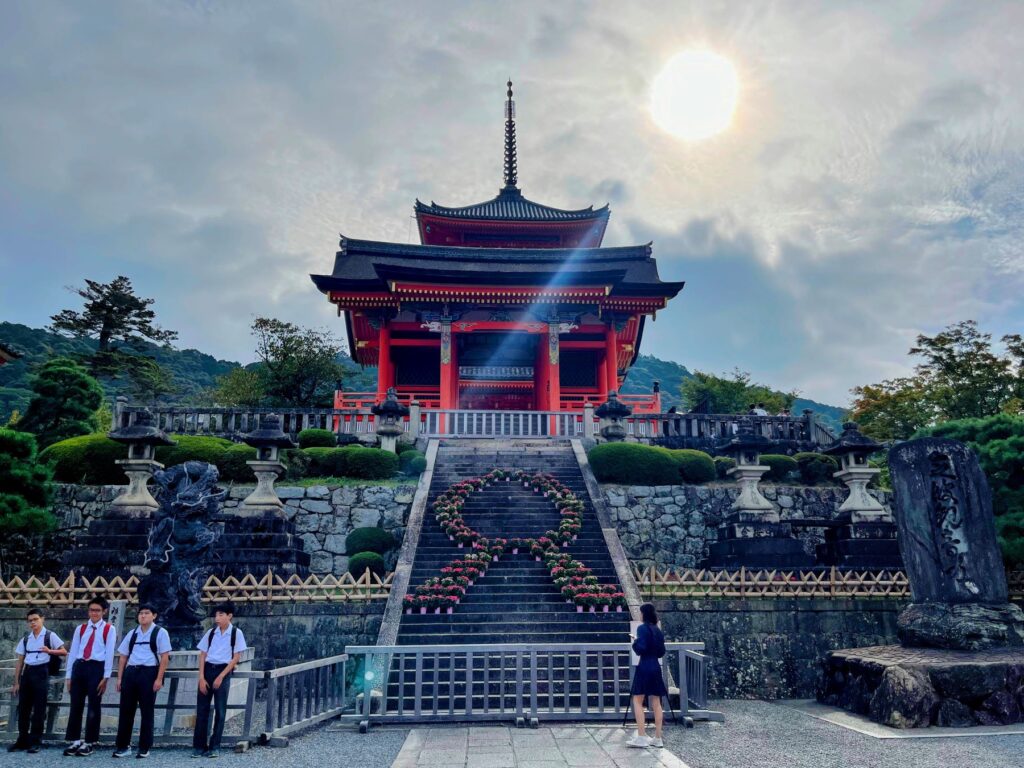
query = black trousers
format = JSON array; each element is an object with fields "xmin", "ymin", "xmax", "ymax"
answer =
[
  {"xmin": 16, "ymin": 665, "xmax": 49, "ymax": 747},
  {"xmin": 193, "ymin": 663, "xmax": 231, "ymax": 751},
  {"xmin": 115, "ymin": 666, "xmax": 159, "ymax": 752},
  {"xmin": 65, "ymin": 660, "xmax": 104, "ymax": 743}
]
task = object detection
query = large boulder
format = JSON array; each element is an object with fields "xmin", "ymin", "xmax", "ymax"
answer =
[
  {"xmin": 869, "ymin": 666, "xmax": 939, "ymax": 728},
  {"xmin": 898, "ymin": 603, "xmax": 1024, "ymax": 651}
]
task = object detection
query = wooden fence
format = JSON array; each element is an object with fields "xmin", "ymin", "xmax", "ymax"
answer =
[
  {"xmin": 0, "ymin": 570, "xmax": 393, "ymax": 607},
  {"xmin": 633, "ymin": 566, "xmax": 914, "ymax": 599}
]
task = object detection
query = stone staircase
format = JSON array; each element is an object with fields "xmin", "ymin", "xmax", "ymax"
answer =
[{"xmin": 387, "ymin": 439, "xmax": 633, "ymax": 713}]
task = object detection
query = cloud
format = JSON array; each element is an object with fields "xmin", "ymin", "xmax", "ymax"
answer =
[{"xmin": 1, "ymin": 0, "xmax": 1022, "ymax": 405}]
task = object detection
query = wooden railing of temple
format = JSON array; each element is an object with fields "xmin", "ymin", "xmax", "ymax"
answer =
[{"xmin": 114, "ymin": 398, "xmax": 836, "ymax": 447}]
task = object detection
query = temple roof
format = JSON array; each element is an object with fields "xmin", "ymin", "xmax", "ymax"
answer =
[
  {"xmin": 310, "ymin": 237, "xmax": 683, "ymax": 297},
  {"xmin": 415, "ymin": 188, "xmax": 610, "ymax": 223}
]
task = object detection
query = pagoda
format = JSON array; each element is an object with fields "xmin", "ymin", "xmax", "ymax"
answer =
[{"xmin": 312, "ymin": 82, "xmax": 683, "ymax": 413}]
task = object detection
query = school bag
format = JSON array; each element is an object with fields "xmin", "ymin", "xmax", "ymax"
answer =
[
  {"xmin": 203, "ymin": 626, "xmax": 237, "ymax": 658},
  {"xmin": 21, "ymin": 630, "xmax": 62, "ymax": 675},
  {"xmin": 127, "ymin": 625, "xmax": 163, "ymax": 660}
]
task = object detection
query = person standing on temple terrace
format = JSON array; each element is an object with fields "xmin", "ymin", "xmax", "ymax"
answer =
[
  {"xmin": 8, "ymin": 607, "xmax": 66, "ymax": 754},
  {"xmin": 627, "ymin": 603, "xmax": 668, "ymax": 749},
  {"xmin": 111, "ymin": 604, "xmax": 171, "ymax": 759},
  {"xmin": 63, "ymin": 595, "xmax": 117, "ymax": 757},
  {"xmin": 192, "ymin": 601, "xmax": 247, "ymax": 758}
]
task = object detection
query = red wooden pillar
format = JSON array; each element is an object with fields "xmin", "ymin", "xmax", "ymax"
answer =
[
  {"xmin": 604, "ymin": 324, "xmax": 618, "ymax": 394},
  {"xmin": 547, "ymin": 325, "xmax": 562, "ymax": 435},
  {"xmin": 534, "ymin": 332, "xmax": 549, "ymax": 412},
  {"xmin": 376, "ymin": 323, "xmax": 393, "ymax": 400},
  {"xmin": 439, "ymin": 321, "xmax": 457, "ymax": 410}
]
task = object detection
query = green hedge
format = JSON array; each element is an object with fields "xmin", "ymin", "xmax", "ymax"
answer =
[
  {"xmin": 218, "ymin": 443, "xmax": 258, "ymax": 482},
  {"xmin": 301, "ymin": 446, "xmax": 353, "ymax": 477},
  {"xmin": 297, "ymin": 428, "xmax": 336, "ymax": 449},
  {"xmin": 588, "ymin": 443, "xmax": 680, "ymax": 485},
  {"xmin": 154, "ymin": 435, "xmax": 233, "ymax": 468},
  {"xmin": 668, "ymin": 449, "xmax": 716, "ymax": 484},
  {"xmin": 39, "ymin": 434, "xmax": 126, "ymax": 485},
  {"xmin": 399, "ymin": 449, "xmax": 426, "ymax": 475},
  {"xmin": 407, "ymin": 456, "xmax": 427, "ymax": 474},
  {"xmin": 349, "ymin": 551, "xmax": 386, "ymax": 578},
  {"xmin": 794, "ymin": 452, "xmax": 839, "ymax": 485},
  {"xmin": 396, "ymin": 442, "xmax": 419, "ymax": 455},
  {"xmin": 346, "ymin": 527, "xmax": 397, "ymax": 555},
  {"xmin": 760, "ymin": 454, "xmax": 798, "ymax": 482},
  {"xmin": 714, "ymin": 456, "xmax": 736, "ymax": 479},
  {"xmin": 345, "ymin": 448, "xmax": 399, "ymax": 479}
]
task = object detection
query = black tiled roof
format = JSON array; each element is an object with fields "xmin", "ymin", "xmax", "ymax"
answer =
[{"xmin": 415, "ymin": 188, "xmax": 609, "ymax": 222}]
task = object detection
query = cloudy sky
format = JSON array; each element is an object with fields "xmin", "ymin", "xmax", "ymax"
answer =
[{"xmin": 2, "ymin": 1, "xmax": 1023, "ymax": 405}]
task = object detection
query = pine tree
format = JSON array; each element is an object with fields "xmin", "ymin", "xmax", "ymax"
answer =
[
  {"xmin": 18, "ymin": 357, "xmax": 104, "ymax": 448},
  {"xmin": 0, "ymin": 428, "xmax": 54, "ymax": 534}
]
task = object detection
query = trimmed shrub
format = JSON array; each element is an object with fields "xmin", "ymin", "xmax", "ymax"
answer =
[
  {"xmin": 281, "ymin": 448, "xmax": 313, "ymax": 482},
  {"xmin": 760, "ymin": 454, "xmax": 798, "ymax": 482},
  {"xmin": 399, "ymin": 449, "xmax": 426, "ymax": 475},
  {"xmin": 669, "ymin": 449, "xmax": 716, "ymax": 484},
  {"xmin": 396, "ymin": 442, "xmax": 419, "ymax": 455},
  {"xmin": 588, "ymin": 443, "xmax": 680, "ymax": 485},
  {"xmin": 349, "ymin": 551, "xmax": 386, "ymax": 578},
  {"xmin": 794, "ymin": 452, "xmax": 839, "ymax": 485},
  {"xmin": 714, "ymin": 456, "xmax": 736, "ymax": 479},
  {"xmin": 39, "ymin": 434, "xmax": 126, "ymax": 485},
  {"xmin": 218, "ymin": 443, "xmax": 258, "ymax": 482},
  {"xmin": 346, "ymin": 448, "xmax": 399, "ymax": 479},
  {"xmin": 346, "ymin": 527, "xmax": 397, "ymax": 555},
  {"xmin": 297, "ymin": 428, "xmax": 336, "ymax": 449},
  {"xmin": 407, "ymin": 456, "xmax": 427, "ymax": 475},
  {"xmin": 336, "ymin": 433, "xmax": 360, "ymax": 446},
  {"xmin": 154, "ymin": 435, "xmax": 233, "ymax": 468},
  {"xmin": 302, "ymin": 446, "xmax": 353, "ymax": 477}
]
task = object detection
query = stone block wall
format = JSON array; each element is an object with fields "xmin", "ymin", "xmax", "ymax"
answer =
[
  {"xmin": 604, "ymin": 483, "xmax": 892, "ymax": 569},
  {"xmin": 50, "ymin": 482, "xmax": 417, "ymax": 576},
  {"xmin": 657, "ymin": 598, "xmax": 903, "ymax": 699}
]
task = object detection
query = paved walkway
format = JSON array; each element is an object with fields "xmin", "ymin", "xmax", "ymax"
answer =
[{"xmin": 390, "ymin": 726, "xmax": 689, "ymax": 768}]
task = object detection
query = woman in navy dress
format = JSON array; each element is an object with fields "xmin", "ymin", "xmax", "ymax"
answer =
[{"xmin": 628, "ymin": 603, "xmax": 668, "ymax": 748}]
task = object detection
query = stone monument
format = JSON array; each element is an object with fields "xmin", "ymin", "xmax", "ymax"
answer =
[
  {"xmin": 594, "ymin": 390, "xmax": 631, "ymax": 442},
  {"xmin": 107, "ymin": 409, "xmax": 176, "ymax": 517},
  {"xmin": 240, "ymin": 413, "xmax": 295, "ymax": 515},
  {"xmin": 371, "ymin": 387, "xmax": 409, "ymax": 453},
  {"xmin": 889, "ymin": 438, "xmax": 1024, "ymax": 650}
]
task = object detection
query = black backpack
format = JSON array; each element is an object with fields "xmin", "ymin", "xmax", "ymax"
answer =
[
  {"xmin": 22, "ymin": 630, "xmax": 62, "ymax": 676},
  {"xmin": 127, "ymin": 625, "xmax": 163, "ymax": 660},
  {"xmin": 203, "ymin": 626, "xmax": 237, "ymax": 658}
]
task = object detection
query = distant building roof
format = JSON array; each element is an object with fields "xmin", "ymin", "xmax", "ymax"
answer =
[
  {"xmin": 415, "ymin": 187, "xmax": 610, "ymax": 223},
  {"xmin": 0, "ymin": 341, "xmax": 21, "ymax": 366}
]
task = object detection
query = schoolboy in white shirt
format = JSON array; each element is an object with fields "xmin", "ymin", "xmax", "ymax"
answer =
[
  {"xmin": 192, "ymin": 602, "xmax": 247, "ymax": 758},
  {"xmin": 63, "ymin": 595, "xmax": 117, "ymax": 757},
  {"xmin": 8, "ymin": 607, "xmax": 66, "ymax": 753},
  {"xmin": 112, "ymin": 604, "xmax": 171, "ymax": 759}
]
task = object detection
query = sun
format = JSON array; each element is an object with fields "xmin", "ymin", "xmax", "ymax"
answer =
[{"xmin": 650, "ymin": 50, "xmax": 739, "ymax": 141}]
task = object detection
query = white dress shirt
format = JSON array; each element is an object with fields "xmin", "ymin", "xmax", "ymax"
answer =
[
  {"xmin": 65, "ymin": 619, "xmax": 117, "ymax": 679},
  {"xmin": 15, "ymin": 628, "xmax": 64, "ymax": 667},
  {"xmin": 117, "ymin": 625, "xmax": 172, "ymax": 667},
  {"xmin": 196, "ymin": 624, "xmax": 247, "ymax": 664}
]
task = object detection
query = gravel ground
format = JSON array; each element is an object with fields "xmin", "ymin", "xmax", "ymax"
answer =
[
  {"xmin": 663, "ymin": 700, "xmax": 1024, "ymax": 768},
  {"xmin": 0, "ymin": 727, "xmax": 410, "ymax": 768}
]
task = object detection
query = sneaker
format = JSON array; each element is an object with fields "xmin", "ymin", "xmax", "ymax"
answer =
[
  {"xmin": 27, "ymin": 746, "xmax": 42, "ymax": 754},
  {"xmin": 75, "ymin": 744, "xmax": 94, "ymax": 757},
  {"xmin": 206, "ymin": 750, "xmax": 219, "ymax": 759},
  {"xmin": 135, "ymin": 752, "xmax": 150, "ymax": 759},
  {"xmin": 190, "ymin": 750, "xmax": 205, "ymax": 759},
  {"xmin": 626, "ymin": 735, "xmax": 651, "ymax": 748},
  {"xmin": 650, "ymin": 737, "xmax": 664, "ymax": 748},
  {"xmin": 64, "ymin": 742, "xmax": 84, "ymax": 757},
  {"xmin": 113, "ymin": 748, "xmax": 132, "ymax": 759}
]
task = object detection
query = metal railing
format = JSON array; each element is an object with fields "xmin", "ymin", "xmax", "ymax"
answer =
[
  {"xmin": 345, "ymin": 642, "xmax": 721, "ymax": 730},
  {"xmin": 0, "ymin": 655, "xmax": 349, "ymax": 748}
]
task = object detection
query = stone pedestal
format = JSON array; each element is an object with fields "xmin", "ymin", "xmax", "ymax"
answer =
[
  {"xmin": 109, "ymin": 459, "xmax": 162, "ymax": 517},
  {"xmin": 817, "ymin": 519, "xmax": 902, "ymax": 570},
  {"xmin": 240, "ymin": 460, "xmax": 286, "ymax": 515},
  {"xmin": 728, "ymin": 464, "xmax": 775, "ymax": 517},
  {"xmin": 377, "ymin": 424, "xmax": 402, "ymax": 454},
  {"xmin": 835, "ymin": 466, "xmax": 887, "ymax": 520}
]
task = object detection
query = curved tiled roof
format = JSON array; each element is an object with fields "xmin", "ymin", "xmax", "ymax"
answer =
[{"xmin": 415, "ymin": 188, "xmax": 609, "ymax": 222}]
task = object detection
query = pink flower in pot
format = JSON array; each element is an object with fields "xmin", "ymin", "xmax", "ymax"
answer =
[
  {"xmin": 603, "ymin": 605, "xmax": 609, "ymax": 613},
  {"xmin": 576, "ymin": 605, "xmax": 584, "ymax": 613},
  {"xmin": 446, "ymin": 606, "xmax": 453, "ymax": 614},
  {"xmin": 420, "ymin": 607, "xmax": 427, "ymax": 615}
]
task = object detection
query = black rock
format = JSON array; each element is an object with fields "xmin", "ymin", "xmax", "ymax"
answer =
[
  {"xmin": 898, "ymin": 603, "xmax": 1024, "ymax": 651},
  {"xmin": 889, "ymin": 438, "xmax": 1007, "ymax": 604},
  {"xmin": 929, "ymin": 663, "xmax": 1007, "ymax": 702},
  {"xmin": 981, "ymin": 690, "xmax": 1022, "ymax": 725},
  {"xmin": 869, "ymin": 666, "xmax": 939, "ymax": 728},
  {"xmin": 935, "ymin": 699, "xmax": 976, "ymax": 727}
]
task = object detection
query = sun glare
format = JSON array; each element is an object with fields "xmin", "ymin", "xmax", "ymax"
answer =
[{"xmin": 650, "ymin": 50, "xmax": 739, "ymax": 141}]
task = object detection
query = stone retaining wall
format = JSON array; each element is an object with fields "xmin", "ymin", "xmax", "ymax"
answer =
[
  {"xmin": 50, "ymin": 482, "xmax": 417, "ymax": 576},
  {"xmin": 657, "ymin": 597, "xmax": 903, "ymax": 699},
  {"xmin": 604, "ymin": 483, "xmax": 893, "ymax": 569}
]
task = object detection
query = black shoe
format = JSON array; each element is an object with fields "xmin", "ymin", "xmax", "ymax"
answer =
[
  {"xmin": 135, "ymin": 752, "xmax": 149, "ymax": 759},
  {"xmin": 75, "ymin": 744, "xmax": 93, "ymax": 756},
  {"xmin": 113, "ymin": 748, "xmax": 132, "ymax": 759},
  {"xmin": 27, "ymin": 746, "xmax": 41, "ymax": 754},
  {"xmin": 8, "ymin": 744, "xmax": 28, "ymax": 753},
  {"xmin": 64, "ymin": 743, "xmax": 84, "ymax": 757},
  {"xmin": 206, "ymin": 750, "xmax": 219, "ymax": 759},
  {"xmin": 190, "ymin": 750, "xmax": 205, "ymax": 759}
]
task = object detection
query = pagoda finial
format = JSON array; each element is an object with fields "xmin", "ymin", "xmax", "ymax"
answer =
[{"xmin": 503, "ymin": 79, "xmax": 518, "ymax": 190}]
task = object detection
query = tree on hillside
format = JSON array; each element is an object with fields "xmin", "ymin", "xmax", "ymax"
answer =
[
  {"xmin": 851, "ymin": 321, "xmax": 1023, "ymax": 440},
  {"xmin": 0, "ymin": 428, "xmax": 55, "ymax": 535},
  {"xmin": 680, "ymin": 368, "xmax": 797, "ymax": 414},
  {"xmin": 252, "ymin": 318, "xmax": 345, "ymax": 407},
  {"xmin": 18, "ymin": 358, "xmax": 104, "ymax": 448},
  {"xmin": 213, "ymin": 367, "xmax": 267, "ymax": 406}
]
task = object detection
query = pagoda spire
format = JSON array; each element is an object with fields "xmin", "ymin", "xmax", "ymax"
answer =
[{"xmin": 503, "ymin": 79, "xmax": 518, "ymax": 191}]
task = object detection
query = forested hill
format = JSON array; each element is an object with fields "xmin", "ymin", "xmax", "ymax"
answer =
[
  {"xmin": 1, "ymin": 324, "xmax": 845, "ymax": 430},
  {"xmin": 620, "ymin": 354, "xmax": 848, "ymax": 432}
]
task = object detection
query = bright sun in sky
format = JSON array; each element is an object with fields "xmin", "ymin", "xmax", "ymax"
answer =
[{"xmin": 650, "ymin": 50, "xmax": 739, "ymax": 141}]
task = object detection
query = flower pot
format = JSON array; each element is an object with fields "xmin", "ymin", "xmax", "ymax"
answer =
[
  {"xmin": 561, "ymin": 542, "xmax": 568, "ymax": 548},
  {"xmin": 446, "ymin": 607, "xmax": 453, "ymax": 614},
  {"xmin": 589, "ymin": 606, "xmax": 596, "ymax": 613},
  {"xmin": 419, "ymin": 607, "xmax": 427, "ymax": 615},
  {"xmin": 434, "ymin": 607, "xmax": 441, "ymax": 614},
  {"xmin": 616, "ymin": 606, "xmax": 623, "ymax": 613},
  {"xmin": 602, "ymin": 605, "xmax": 609, "ymax": 613},
  {"xmin": 492, "ymin": 555, "xmax": 498, "ymax": 562},
  {"xmin": 576, "ymin": 605, "xmax": 584, "ymax": 613},
  {"xmin": 457, "ymin": 543, "xmax": 464, "ymax": 549},
  {"xmin": 405, "ymin": 608, "xmax": 412, "ymax": 615},
  {"xmin": 535, "ymin": 556, "xmax": 541, "ymax": 562},
  {"xmin": 505, "ymin": 477, "xmax": 510, "ymax": 482},
  {"xmin": 511, "ymin": 548, "xmax": 518, "ymax": 555},
  {"xmin": 572, "ymin": 535, "xmax": 577, "ymax": 542}
]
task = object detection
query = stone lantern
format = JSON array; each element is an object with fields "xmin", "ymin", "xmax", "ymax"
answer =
[
  {"xmin": 240, "ymin": 414, "xmax": 296, "ymax": 515},
  {"xmin": 107, "ymin": 409, "xmax": 175, "ymax": 517},
  {"xmin": 722, "ymin": 419, "xmax": 775, "ymax": 518},
  {"xmin": 371, "ymin": 387, "xmax": 410, "ymax": 453},
  {"xmin": 595, "ymin": 390, "xmax": 632, "ymax": 442},
  {"xmin": 824, "ymin": 422, "xmax": 888, "ymax": 523}
]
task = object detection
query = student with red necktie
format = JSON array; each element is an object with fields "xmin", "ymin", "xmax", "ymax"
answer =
[{"xmin": 63, "ymin": 595, "xmax": 117, "ymax": 757}]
